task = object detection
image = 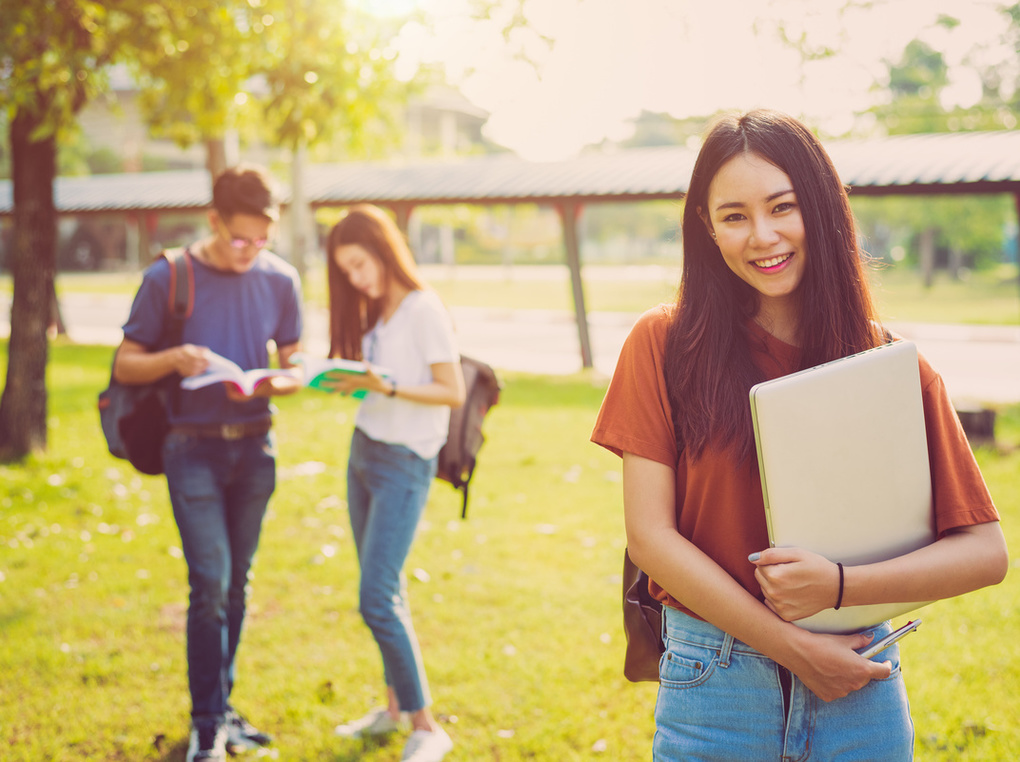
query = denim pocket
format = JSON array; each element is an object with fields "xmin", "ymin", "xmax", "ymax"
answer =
[
  {"xmin": 869, "ymin": 642, "xmax": 903, "ymax": 681},
  {"xmin": 857, "ymin": 622, "xmax": 903, "ymax": 680},
  {"xmin": 658, "ymin": 639, "xmax": 716, "ymax": 688}
]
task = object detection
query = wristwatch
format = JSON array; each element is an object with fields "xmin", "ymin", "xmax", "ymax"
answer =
[{"xmin": 387, "ymin": 381, "xmax": 397, "ymax": 397}]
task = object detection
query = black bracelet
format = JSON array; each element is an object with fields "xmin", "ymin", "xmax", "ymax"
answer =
[
  {"xmin": 834, "ymin": 562, "xmax": 845, "ymax": 610},
  {"xmin": 387, "ymin": 381, "xmax": 397, "ymax": 397}
]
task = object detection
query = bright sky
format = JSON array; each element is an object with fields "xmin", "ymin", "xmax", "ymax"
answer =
[{"xmin": 384, "ymin": 0, "xmax": 1014, "ymax": 160}]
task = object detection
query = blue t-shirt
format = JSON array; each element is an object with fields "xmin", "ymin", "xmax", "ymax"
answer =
[{"xmin": 122, "ymin": 249, "xmax": 303, "ymax": 426}]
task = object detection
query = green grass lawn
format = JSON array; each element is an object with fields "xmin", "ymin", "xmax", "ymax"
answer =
[
  {"xmin": 869, "ymin": 264, "xmax": 1020, "ymax": 326},
  {"xmin": 0, "ymin": 343, "xmax": 1018, "ymax": 760},
  {"xmin": 3, "ymin": 259, "xmax": 1018, "ymax": 325},
  {"xmin": 297, "ymin": 261, "xmax": 1020, "ymax": 323}
]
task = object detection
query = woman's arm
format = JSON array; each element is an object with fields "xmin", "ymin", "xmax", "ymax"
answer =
[
  {"xmin": 325, "ymin": 360, "xmax": 466, "ymax": 408},
  {"xmin": 391, "ymin": 360, "xmax": 466, "ymax": 407},
  {"xmin": 752, "ymin": 522, "xmax": 1007, "ymax": 622},
  {"xmin": 624, "ymin": 452, "xmax": 892, "ymax": 702}
]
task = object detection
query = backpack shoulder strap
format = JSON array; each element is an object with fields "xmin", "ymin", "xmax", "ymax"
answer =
[
  {"xmin": 161, "ymin": 248, "xmax": 194, "ymax": 347},
  {"xmin": 158, "ymin": 248, "xmax": 194, "ymax": 414}
]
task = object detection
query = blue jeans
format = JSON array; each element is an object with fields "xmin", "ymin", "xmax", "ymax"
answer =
[
  {"xmin": 347, "ymin": 428, "xmax": 437, "ymax": 713},
  {"xmin": 654, "ymin": 607, "xmax": 914, "ymax": 761},
  {"xmin": 163, "ymin": 430, "xmax": 277, "ymax": 727}
]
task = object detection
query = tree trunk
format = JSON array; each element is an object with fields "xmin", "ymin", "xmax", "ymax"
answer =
[
  {"xmin": 289, "ymin": 143, "xmax": 308, "ymax": 281},
  {"xmin": 49, "ymin": 278, "xmax": 66, "ymax": 337},
  {"xmin": 0, "ymin": 110, "xmax": 56, "ymax": 460},
  {"xmin": 205, "ymin": 137, "xmax": 227, "ymax": 181},
  {"xmin": 948, "ymin": 246, "xmax": 964, "ymax": 280},
  {"xmin": 918, "ymin": 227, "xmax": 936, "ymax": 290}
]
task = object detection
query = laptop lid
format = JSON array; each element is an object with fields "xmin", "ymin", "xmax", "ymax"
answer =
[{"xmin": 749, "ymin": 339, "xmax": 935, "ymax": 634}]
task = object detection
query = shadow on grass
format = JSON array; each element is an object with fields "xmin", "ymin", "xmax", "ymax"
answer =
[
  {"xmin": 148, "ymin": 732, "xmax": 401, "ymax": 761},
  {"xmin": 153, "ymin": 735, "xmax": 187, "ymax": 761},
  {"xmin": 0, "ymin": 609, "xmax": 29, "ymax": 628},
  {"xmin": 331, "ymin": 734, "xmax": 402, "ymax": 761},
  {"xmin": 330, "ymin": 738, "xmax": 401, "ymax": 762}
]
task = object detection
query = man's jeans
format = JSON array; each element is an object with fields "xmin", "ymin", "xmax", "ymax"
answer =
[
  {"xmin": 163, "ymin": 430, "xmax": 276, "ymax": 726},
  {"xmin": 347, "ymin": 428, "xmax": 437, "ymax": 713}
]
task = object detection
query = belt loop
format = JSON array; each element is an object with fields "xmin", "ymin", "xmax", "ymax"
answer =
[{"xmin": 719, "ymin": 633, "xmax": 735, "ymax": 668}]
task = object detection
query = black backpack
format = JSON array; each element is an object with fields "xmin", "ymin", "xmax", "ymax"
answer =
[
  {"xmin": 97, "ymin": 249, "xmax": 193, "ymax": 475},
  {"xmin": 436, "ymin": 355, "xmax": 501, "ymax": 518}
]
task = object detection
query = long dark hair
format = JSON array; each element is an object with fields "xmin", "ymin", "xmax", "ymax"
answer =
[
  {"xmin": 666, "ymin": 110, "xmax": 881, "ymax": 462},
  {"xmin": 325, "ymin": 204, "xmax": 426, "ymax": 360}
]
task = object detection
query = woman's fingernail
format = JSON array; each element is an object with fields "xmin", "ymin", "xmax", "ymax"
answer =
[{"xmin": 748, "ymin": 552, "xmax": 761, "ymax": 562}]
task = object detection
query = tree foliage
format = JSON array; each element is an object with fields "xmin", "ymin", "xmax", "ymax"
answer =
[
  {"xmin": 0, "ymin": 0, "xmax": 166, "ymax": 460},
  {"xmin": 126, "ymin": 0, "xmax": 409, "ymax": 163},
  {"xmin": 852, "ymin": 194, "xmax": 1014, "ymax": 270},
  {"xmin": 129, "ymin": 2, "xmax": 255, "ymax": 152},
  {"xmin": 3, "ymin": 2, "xmax": 116, "ymax": 139},
  {"xmin": 860, "ymin": 8, "xmax": 1020, "ymax": 278},
  {"xmin": 258, "ymin": 2, "xmax": 407, "ymax": 154},
  {"xmin": 0, "ymin": 0, "xmax": 413, "ymax": 461}
]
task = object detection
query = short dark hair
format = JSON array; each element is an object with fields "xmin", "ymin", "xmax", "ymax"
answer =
[{"xmin": 211, "ymin": 165, "xmax": 279, "ymax": 221}]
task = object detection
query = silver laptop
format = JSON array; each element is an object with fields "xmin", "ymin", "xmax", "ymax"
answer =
[{"xmin": 749, "ymin": 340, "xmax": 935, "ymax": 634}]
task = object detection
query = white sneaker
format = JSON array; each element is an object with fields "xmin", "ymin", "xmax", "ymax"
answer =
[
  {"xmin": 401, "ymin": 726, "xmax": 453, "ymax": 762},
  {"xmin": 186, "ymin": 723, "xmax": 227, "ymax": 762},
  {"xmin": 223, "ymin": 708, "xmax": 272, "ymax": 752},
  {"xmin": 335, "ymin": 707, "xmax": 409, "ymax": 738}
]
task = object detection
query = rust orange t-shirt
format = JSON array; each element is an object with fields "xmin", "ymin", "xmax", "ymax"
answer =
[{"xmin": 591, "ymin": 305, "xmax": 1000, "ymax": 618}]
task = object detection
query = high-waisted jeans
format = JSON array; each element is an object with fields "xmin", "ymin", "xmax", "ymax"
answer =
[
  {"xmin": 347, "ymin": 428, "xmax": 438, "ymax": 712},
  {"xmin": 654, "ymin": 606, "xmax": 914, "ymax": 761}
]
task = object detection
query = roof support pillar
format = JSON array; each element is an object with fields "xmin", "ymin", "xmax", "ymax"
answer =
[
  {"xmin": 391, "ymin": 203, "xmax": 415, "ymax": 237},
  {"xmin": 557, "ymin": 200, "xmax": 593, "ymax": 369},
  {"xmin": 1015, "ymin": 192, "xmax": 1020, "ymax": 324},
  {"xmin": 125, "ymin": 212, "xmax": 144, "ymax": 269},
  {"xmin": 124, "ymin": 213, "xmax": 140, "ymax": 270},
  {"xmin": 289, "ymin": 143, "xmax": 309, "ymax": 281}
]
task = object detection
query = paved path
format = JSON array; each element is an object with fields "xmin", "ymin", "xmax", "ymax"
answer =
[
  {"xmin": 2, "ymin": 292, "xmax": 1018, "ymax": 405},
  {"xmin": 445, "ymin": 308, "xmax": 1020, "ymax": 406}
]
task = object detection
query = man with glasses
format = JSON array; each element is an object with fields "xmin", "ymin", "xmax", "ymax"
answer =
[{"xmin": 113, "ymin": 165, "xmax": 303, "ymax": 761}]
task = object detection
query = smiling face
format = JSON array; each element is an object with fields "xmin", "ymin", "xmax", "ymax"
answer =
[
  {"xmin": 333, "ymin": 243, "xmax": 386, "ymax": 300},
  {"xmin": 702, "ymin": 152, "xmax": 807, "ymax": 317}
]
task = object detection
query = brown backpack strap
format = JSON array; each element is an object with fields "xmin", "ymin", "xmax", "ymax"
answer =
[
  {"xmin": 163, "ymin": 248, "xmax": 194, "ymax": 339},
  {"xmin": 159, "ymin": 248, "xmax": 194, "ymax": 414}
]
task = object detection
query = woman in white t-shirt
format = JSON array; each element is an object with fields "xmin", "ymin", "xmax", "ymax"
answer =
[{"xmin": 322, "ymin": 205, "xmax": 464, "ymax": 762}]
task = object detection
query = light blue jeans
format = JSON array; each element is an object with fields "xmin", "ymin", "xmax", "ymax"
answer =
[
  {"xmin": 163, "ymin": 430, "xmax": 276, "ymax": 728},
  {"xmin": 654, "ymin": 607, "xmax": 914, "ymax": 761},
  {"xmin": 347, "ymin": 428, "xmax": 437, "ymax": 713}
]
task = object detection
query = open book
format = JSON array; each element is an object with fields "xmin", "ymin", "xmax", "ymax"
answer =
[
  {"xmin": 180, "ymin": 351, "xmax": 294, "ymax": 396},
  {"xmin": 290, "ymin": 353, "xmax": 393, "ymax": 399}
]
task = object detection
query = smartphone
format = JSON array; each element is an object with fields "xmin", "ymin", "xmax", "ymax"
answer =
[{"xmin": 860, "ymin": 619, "xmax": 921, "ymax": 659}]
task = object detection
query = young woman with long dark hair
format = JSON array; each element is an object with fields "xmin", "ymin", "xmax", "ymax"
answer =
[
  {"xmin": 322, "ymin": 204, "xmax": 464, "ymax": 762},
  {"xmin": 592, "ymin": 110, "xmax": 1007, "ymax": 760}
]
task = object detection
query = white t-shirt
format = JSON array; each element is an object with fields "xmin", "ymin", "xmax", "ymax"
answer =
[{"xmin": 355, "ymin": 289, "xmax": 460, "ymax": 459}]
